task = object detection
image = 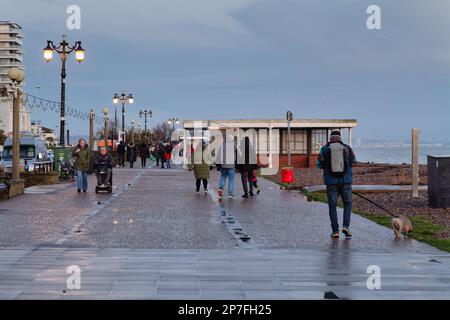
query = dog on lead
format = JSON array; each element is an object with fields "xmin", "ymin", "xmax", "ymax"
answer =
[
  {"xmin": 391, "ymin": 215, "xmax": 413, "ymax": 239},
  {"xmin": 352, "ymin": 192, "xmax": 413, "ymax": 239}
]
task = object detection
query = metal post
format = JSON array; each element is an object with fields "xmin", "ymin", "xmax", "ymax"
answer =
[
  {"xmin": 66, "ymin": 129, "xmax": 70, "ymax": 146},
  {"xmin": 104, "ymin": 116, "xmax": 109, "ymax": 151},
  {"xmin": 412, "ymin": 128, "xmax": 419, "ymax": 198},
  {"xmin": 145, "ymin": 114, "xmax": 148, "ymax": 132},
  {"xmin": 12, "ymin": 91, "xmax": 20, "ymax": 180},
  {"xmin": 286, "ymin": 111, "xmax": 293, "ymax": 167},
  {"xmin": 60, "ymin": 56, "xmax": 66, "ymax": 146},
  {"xmin": 89, "ymin": 109, "xmax": 94, "ymax": 149},
  {"xmin": 114, "ymin": 104, "xmax": 117, "ymax": 141},
  {"xmin": 122, "ymin": 101, "xmax": 125, "ymax": 141}
]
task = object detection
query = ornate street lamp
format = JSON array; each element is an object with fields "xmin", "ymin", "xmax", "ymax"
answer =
[
  {"xmin": 43, "ymin": 34, "xmax": 85, "ymax": 146},
  {"xmin": 7, "ymin": 68, "xmax": 26, "ymax": 180},
  {"xmin": 113, "ymin": 92, "xmax": 133, "ymax": 141},
  {"xmin": 139, "ymin": 109, "xmax": 152, "ymax": 132},
  {"xmin": 168, "ymin": 117, "xmax": 179, "ymax": 131}
]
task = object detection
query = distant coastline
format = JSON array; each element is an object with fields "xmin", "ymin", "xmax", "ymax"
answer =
[{"xmin": 353, "ymin": 139, "xmax": 450, "ymax": 164}]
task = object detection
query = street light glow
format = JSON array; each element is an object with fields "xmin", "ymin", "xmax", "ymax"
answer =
[
  {"xmin": 43, "ymin": 42, "xmax": 53, "ymax": 62},
  {"xmin": 75, "ymin": 46, "xmax": 85, "ymax": 63}
]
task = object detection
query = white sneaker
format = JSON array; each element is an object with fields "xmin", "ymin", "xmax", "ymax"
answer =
[
  {"xmin": 228, "ymin": 194, "xmax": 235, "ymax": 199},
  {"xmin": 204, "ymin": 189, "xmax": 209, "ymax": 194}
]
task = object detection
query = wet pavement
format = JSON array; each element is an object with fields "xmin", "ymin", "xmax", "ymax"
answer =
[{"xmin": 0, "ymin": 163, "xmax": 449, "ymax": 299}]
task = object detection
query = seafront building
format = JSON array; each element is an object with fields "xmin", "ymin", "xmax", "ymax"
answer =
[
  {"xmin": 0, "ymin": 21, "xmax": 30, "ymax": 135},
  {"xmin": 183, "ymin": 119, "xmax": 357, "ymax": 168}
]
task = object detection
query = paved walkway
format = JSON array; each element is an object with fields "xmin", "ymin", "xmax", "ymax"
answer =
[{"xmin": 0, "ymin": 164, "xmax": 449, "ymax": 299}]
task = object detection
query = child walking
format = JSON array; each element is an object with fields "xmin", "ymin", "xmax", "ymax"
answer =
[{"xmin": 251, "ymin": 169, "xmax": 261, "ymax": 194}]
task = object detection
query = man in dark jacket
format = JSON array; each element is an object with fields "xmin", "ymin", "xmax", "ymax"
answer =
[
  {"xmin": 93, "ymin": 147, "xmax": 113, "ymax": 186},
  {"xmin": 127, "ymin": 142, "xmax": 138, "ymax": 168},
  {"xmin": 117, "ymin": 140, "xmax": 126, "ymax": 167},
  {"xmin": 156, "ymin": 142, "xmax": 166, "ymax": 169},
  {"xmin": 139, "ymin": 142, "xmax": 149, "ymax": 168},
  {"xmin": 318, "ymin": 130, "xmax": 356, "ymax": 239},
  {"xmin": 236, "ymin": 137, "xmax": 257, "ymax": 198}
]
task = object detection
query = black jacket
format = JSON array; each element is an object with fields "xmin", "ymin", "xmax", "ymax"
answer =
[
  {"xmin": 236, "ymin": 137, "xmax": 257, "ymax": 172},
  {"xmin": 127, "ymin": 144, "xmax": 138, "ymax": 162},
  {"xmin": 93, "ymin": 153, "xmax": 113, "ymax": 170},
  {"xmin": 117, "ymin": 143, "xmax": 126, "ymax": 155}
]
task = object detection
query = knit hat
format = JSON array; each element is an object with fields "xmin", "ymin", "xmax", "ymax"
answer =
[{"xmin": 330, "ymin": 130, "xmax": 341, "ymax": 137}]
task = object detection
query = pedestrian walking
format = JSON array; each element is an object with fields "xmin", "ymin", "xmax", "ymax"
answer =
[
  {"xmin": 156, "ymin": 142, "xmax": 166, "ymax": 168},
  {"xmin": 150, "ymin": 145, "xmax": 156, "ymax": 162},
  {"xmin": 217, "ymin": 134, "xmax": 237, "ymax": 199},
  {"xmin": 126, "ymin": 141, "xmax": 138, "ymax": 168},
  {"xmin": 72, "ymin": 138, "xmax": 92, "ymax": 193},
  {"xmin": 251, "ymin": 168, "xmax": 261, "ymax": 194},
  {"xmin": 164, "ymin": 143, "xmax": 173, "ymax": 169},
  {"xmin": 317, "ymin": 130, "xmax": 357, "ymax": 239},
  {"xmin": 139, "ymin": 141, "xmax": 149, "ymax": 168},
  {"xmin": 188, "ymin": 142, "xmax": 210, "ymax": 194},
  {"xmin": 236, "ymin": 137, "xmax": 257, "ymax": 198},
  {"xmin": 117, "ymin": 140, "xmax": 126, "ymax": 167}
]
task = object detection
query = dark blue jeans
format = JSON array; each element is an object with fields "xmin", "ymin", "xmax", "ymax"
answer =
[{"xmin": 326, "ymin": 184, "xmax": 352, "ymax": 233}]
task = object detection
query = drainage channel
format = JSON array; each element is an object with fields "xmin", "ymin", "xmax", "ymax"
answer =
[
  {"xmin": 54, "ymin": 169, "xmax": 147, "ymax": 245},
  {"xmin": 209, "ymin": 191, "xmax": 258, "ymax": 250}
]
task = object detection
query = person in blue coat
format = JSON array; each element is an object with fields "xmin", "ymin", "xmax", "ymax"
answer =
[{"xmin": 317, "ymin": 130, "xmax": 357, "ymax": 239}]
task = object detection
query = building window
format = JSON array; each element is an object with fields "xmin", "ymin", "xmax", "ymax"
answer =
[
  {"xmin": 281, "ymin": 130, "xmax": 307, "ymax": 154},
  {"xmin": 312, "ymin": 129, "xmax": 328, "ymax": 154}
]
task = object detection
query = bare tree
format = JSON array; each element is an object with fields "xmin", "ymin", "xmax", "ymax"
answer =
[{"xmin": 152, "ymin": 122, "xmax": 171, "ymax": 143}]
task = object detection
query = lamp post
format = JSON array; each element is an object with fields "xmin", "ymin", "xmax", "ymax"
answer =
[
  {"xmin": 43, "ymin": 34, "xmax": 85, "ymax": 147},
  {"xmin": 139, "ymin": 109, "xmax": 152, "ymax": 133},
  {"xmin": 89, "ymin": 109, "xmax": 94, "ymax": 149},
  {"xmin": 168, "ymin": 117, "xmax": 179, "ymax": 142},
  {"xmin": 137, "ymin": 123, "xmax": 142, "ymax": 141},
  {"xmin": 130, "ymin": 120, "xmax": 135, "ymax": 143},
  {"xmin": 113, "ymin": 92, "xmax": 133, "ymax": 142},
  {"xmin": 6, "ymin": 68, "xmax": 25, "ymax": 180},
  {"xmin": 103, "ymin": 107, "xmax": 109, "ymax": 151},
  {"xmin": 168, "ymin": 117, "xmax": 179, "ymax": 131}
]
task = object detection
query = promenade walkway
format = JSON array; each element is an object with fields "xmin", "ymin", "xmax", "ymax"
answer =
[{"xmin": 0, "ymin": 165, "xmax": 448, "ymax": 299}]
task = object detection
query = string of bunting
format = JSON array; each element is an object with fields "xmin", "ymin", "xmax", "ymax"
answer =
[{"xmin": 24, "ymin": 93, "xmax": 105, "ymax": 125}]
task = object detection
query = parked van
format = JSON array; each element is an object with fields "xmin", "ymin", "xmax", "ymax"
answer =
[{"xmin": 1, "ymin": 135, "xmax": 49, "ymax": 172}]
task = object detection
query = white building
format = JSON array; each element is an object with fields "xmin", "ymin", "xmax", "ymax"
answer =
[
  {"xmin": 30, "ymin": 120, "xmax": 57, "ymax": 145},
  {"xmin": 0, "ymin": 21, "xmax": 30, "ymax": 136}
]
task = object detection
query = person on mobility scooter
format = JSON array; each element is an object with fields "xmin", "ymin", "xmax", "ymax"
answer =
[{"xmin": 93, "ymin": 147, "xmax": 113, "ymax": 193}]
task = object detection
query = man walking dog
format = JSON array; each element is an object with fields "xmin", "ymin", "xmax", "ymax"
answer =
[{"xmin": 318, "ymin": 130, "xmax": 356, "ymax": 239}]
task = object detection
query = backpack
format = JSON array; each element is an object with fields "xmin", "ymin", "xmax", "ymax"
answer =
[{"xmin": 327, "ymin": 142, "xmax": 347, "ymax": 177}]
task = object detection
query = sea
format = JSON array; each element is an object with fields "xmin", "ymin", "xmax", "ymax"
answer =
[{"xmin": 353, "ymin": 145, "xmax": 450, "ymax": 165}]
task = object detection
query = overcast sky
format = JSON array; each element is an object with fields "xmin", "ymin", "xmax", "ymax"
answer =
[{"xmin": 2, "ymin": 0, "xmax": 450, "ymax": 141}]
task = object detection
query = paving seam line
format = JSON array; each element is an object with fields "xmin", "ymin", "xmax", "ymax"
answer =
[
  {"xmin": 54, "ymin": 169, "xmax": 147, "ymax": 245},
  {"xmin": 208, "ymin": 191, "xmax": 258, "ymax": 250}
]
